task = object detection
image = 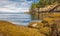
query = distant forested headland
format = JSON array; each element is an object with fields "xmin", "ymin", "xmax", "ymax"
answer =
[
  {"xmin": 30, "ymin": 0, "xmax": 60, "ymax": 9},
  {"xmin": 29, "ymin": 0, "xmax": 60, "ymax": 20}
]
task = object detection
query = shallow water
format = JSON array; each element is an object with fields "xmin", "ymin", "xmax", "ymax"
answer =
[{"xmin": 0, "ymin": 13, "xmax": 31, "ymax": 25}]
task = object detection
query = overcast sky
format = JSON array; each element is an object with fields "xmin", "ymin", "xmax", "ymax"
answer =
[{"xmin": 0, "ymin": 0, "xmax": 38, "ymax": 13}]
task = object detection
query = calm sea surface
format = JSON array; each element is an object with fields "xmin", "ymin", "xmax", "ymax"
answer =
[{"xmin": 0, "ymin": 13, "xmax": 31, "ymax": 26}]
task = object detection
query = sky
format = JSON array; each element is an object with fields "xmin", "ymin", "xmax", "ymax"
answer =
[{"xmin": 0, "ymin": 0, "xmax": 39, "ymax": 13}]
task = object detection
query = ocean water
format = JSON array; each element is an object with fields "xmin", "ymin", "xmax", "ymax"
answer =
[{"xmin": 0, "ymin": 13, "xmax": 31, "ymax": 26}]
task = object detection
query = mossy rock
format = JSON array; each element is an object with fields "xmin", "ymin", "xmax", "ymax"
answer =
[
  {"xmin": 28, "ymin": 22, "xmax": 44, "ymax": 29},
  {"xmin": 39, "ymin": 27, "xmax": 51, "ymax": 36}
]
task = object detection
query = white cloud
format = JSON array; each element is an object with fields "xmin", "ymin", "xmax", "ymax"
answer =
[
  {"xmin": 0, "ymin": 6, "xmax": 29, "ymax": 12},
  {"xmin": 0, "ymin": 0, "xmax": 32, "ymax": 12}
]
